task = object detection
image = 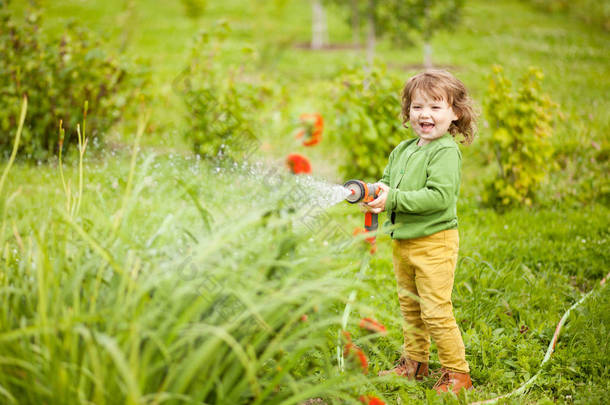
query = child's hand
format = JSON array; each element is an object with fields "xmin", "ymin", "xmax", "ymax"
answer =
[
  {"xmin": 366, "ymin": 183, "xmax": 389, "ymax": 214},
  {"xmin": 358, "ymin": 202, "xmax": 373, "ymax": 213}
]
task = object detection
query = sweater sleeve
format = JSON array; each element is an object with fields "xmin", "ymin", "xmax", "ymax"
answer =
[
  {"xmin": 378, "ymin": 148, "xmax": 394, "ymax": 186},
  {"xmin": 385, "ymin": 147, "xmax": 460, "ymax": 215}
]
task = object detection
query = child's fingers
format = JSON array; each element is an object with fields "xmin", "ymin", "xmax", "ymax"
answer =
[
  {"xmin": 358, "ymin": 202, "xmax": 372, "ymax": 213},
  {"xmin": 368, "ymin": 193, "xmax": 387, "ymax": 208},
  {"xmin": 374, "ymin": 182, "xmax": 390, "ymax": 193}
]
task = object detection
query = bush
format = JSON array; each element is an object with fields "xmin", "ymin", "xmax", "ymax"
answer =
[
  {"xmin": 175, "ymin": 23, "xmax": 274, "ymax": 162},
  {"xmin": 482, "ymin": 65, "xmax": 557, "ymax": 209},
  {"xmin": 0, "ymin": 9, "xmax": 149, "ymax": 161},
  {"xmin": 180, "ymin": 0, "xmax": 206, "ymax": 19},
  {"xmin": 331, "ymin": 65, "xmax": 405, "ymax": 181}
]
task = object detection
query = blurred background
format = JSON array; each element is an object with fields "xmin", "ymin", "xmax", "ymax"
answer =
[{"xmin": 3, "ymin": 0, "xmax": 608, "ymax": 206}]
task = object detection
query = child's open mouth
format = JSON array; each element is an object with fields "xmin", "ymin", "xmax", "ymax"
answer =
[{"xmin": 420, "ymin": 122, "xmax": 435, "ymax": 132}]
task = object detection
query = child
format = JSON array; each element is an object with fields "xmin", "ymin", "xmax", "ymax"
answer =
[{"xmin": 362, "ymin": 70, "xmax": 476, "ymax": 394}]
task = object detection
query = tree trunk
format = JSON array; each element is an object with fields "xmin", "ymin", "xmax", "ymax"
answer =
[
  {"xmin": 351, "ymin": 0, "xmax": 360, "ymax": 46},
  {"xmin": 423, "ymin": 1, "xmax": 432, "ymax": 68},
  {"xmin": 423, "ymin": 41, "xmax": 432, "ymax": 68},
  {"xmin": 311, "ymin": 0, "xmax": 327, "ymax": 50},
  {"xmin": 365, "ymin": 2, "xmax": 375, "ymax": 67}
]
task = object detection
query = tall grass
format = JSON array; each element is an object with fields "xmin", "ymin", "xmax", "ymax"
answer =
[
  {"xmin": 0, "ymin": 121, "xmax": 400, "ymax": 403},
  {"xmin": 0, "ymin": 96, "xmax": 26, "ymax": 199}
]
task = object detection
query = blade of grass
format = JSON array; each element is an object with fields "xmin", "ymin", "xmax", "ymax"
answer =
[
  {"xmin": 0, "ymin": 95, "xmax": 26, "ymax": 198},
  {"xmin": 113, "ymin": 112, "xmax": 150, "ymax": 232}
]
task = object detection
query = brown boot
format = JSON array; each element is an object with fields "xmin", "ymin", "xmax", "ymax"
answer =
[
  {"xmin": 433, "ymin": 368, "xmax": 474, "ymax": 394},
  {"xmin": 378, "ymin": 357, "xmax": 429, "ymax": 380}
]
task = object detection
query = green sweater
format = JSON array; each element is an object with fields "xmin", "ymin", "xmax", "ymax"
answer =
[{"xmin": 378, "ymin": 133, "xmax": 462, "ymax": 239}]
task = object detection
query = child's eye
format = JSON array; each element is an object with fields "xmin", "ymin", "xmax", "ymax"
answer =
[
  {"xmin": 432, "ymin": 106, "xmax": 441, "ymax": 110},
  {"xmin": 412, "ymin": 106, "xmax": 421, "ymax": 109}
]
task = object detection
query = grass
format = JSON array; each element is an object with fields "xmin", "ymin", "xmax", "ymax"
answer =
[
  {"xmin": 2, "ymin": 0, "xmax": 609, "ymax": 404},
  {"xmin": 355, "ymin": 201, "xmax": 609, "ymax": 403},
  {"xmin": 1, "ymin": 142, "xmax": 607, "ymax": 404}
]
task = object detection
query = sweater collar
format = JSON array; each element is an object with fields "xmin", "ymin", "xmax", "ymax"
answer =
[{"xmin": 415, "ymin": 133, "xmax": 452, "ymax": 149}]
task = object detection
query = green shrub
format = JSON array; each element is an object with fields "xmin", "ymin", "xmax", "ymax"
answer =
[
  {"xmin": 331, "ymin": 65, "xmax": 405, "ymax": 181},
  {"xmin": 175, "ymin": 23, "xmax": 274, "ymax": 162},
  {"xmin": 482, "ymin": 65, "xmax": 557, "ymax": 209},
  {"xmin": 180, "ymin": 0, "xmax": 206, "ymax": 19},
  {"xmin": 0, "ymin": 9, "xmax": 149, "ymax": 161}
]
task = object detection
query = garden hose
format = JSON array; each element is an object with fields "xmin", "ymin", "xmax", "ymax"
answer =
[{"xmin": 471, "ymin": 270, "xmax": 610, "ymax": 404}]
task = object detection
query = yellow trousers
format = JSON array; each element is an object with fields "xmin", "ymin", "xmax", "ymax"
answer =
[{"xmin": 391, "ymin": 229, "xmax": 469, "ymax": 373}]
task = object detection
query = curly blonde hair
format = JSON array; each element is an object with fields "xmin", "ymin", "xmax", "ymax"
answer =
[{"xmin": 401, "ymin": 70, "xmax": 477, "ymax": 145}]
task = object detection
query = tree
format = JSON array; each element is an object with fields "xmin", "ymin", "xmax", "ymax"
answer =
[
  {"xmin": 330, "ymin": 0, "xmax": 464, "ymax": 67},
  {"xmin": 311, "ymin": 0, "xmax": 329, "ymax": 49},
  {"xmin": 327, "ymin": 0, "xmax": 378, "ymax": 65},
  {"xmin": 397, "ymin": 0, "xmax": 464, "ymax": 68}
]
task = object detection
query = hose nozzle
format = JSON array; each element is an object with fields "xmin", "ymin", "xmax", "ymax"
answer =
[
  {"xmin": 343, "ymin": 180, "xmax": 379, "ymax": 204},
  {"xmin": 343, "ymin": 179, "xmax": 380, "ymax": 241}
]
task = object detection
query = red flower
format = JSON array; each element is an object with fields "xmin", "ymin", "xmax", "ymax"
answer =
[
  {"xmin": 352, "ymin": 228, "xmax": 377, "ymax": 254},
  {"xmin": 352, "ymin": 227, "xmax": 366, "ymax": 236},
  {"xmin": 294, "ymin": 113, "xmax": 323, "ymax": 147},
  {"xmin": 359, "ymin": 395, "xmax": 385, "ymax": 405},
  {"xmin": 359, "ymin": 317, "xmax": 387, "ymax": 335},
  {"xmin": 352, "ymin": 227, "xmax": 374, "ymax": 243},
  {"xmin": 343, "ymin": 334, "xmax": 368, "ymax": 374},
  {"xmin": 356, "ymin": 349, "xmax": 368, "ymax": 372},
  {"xmin": 300, "ymin": 314, "xmax": 308, "ymax": 322},
  {"xmin": 286, "ymin": 153, "xmax": 312, "ymax": 174}
]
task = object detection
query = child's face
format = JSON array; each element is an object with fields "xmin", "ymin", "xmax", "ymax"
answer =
[{"xmin": 409, "ymin": 90, "xmax": 458, "ymax": 144}]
